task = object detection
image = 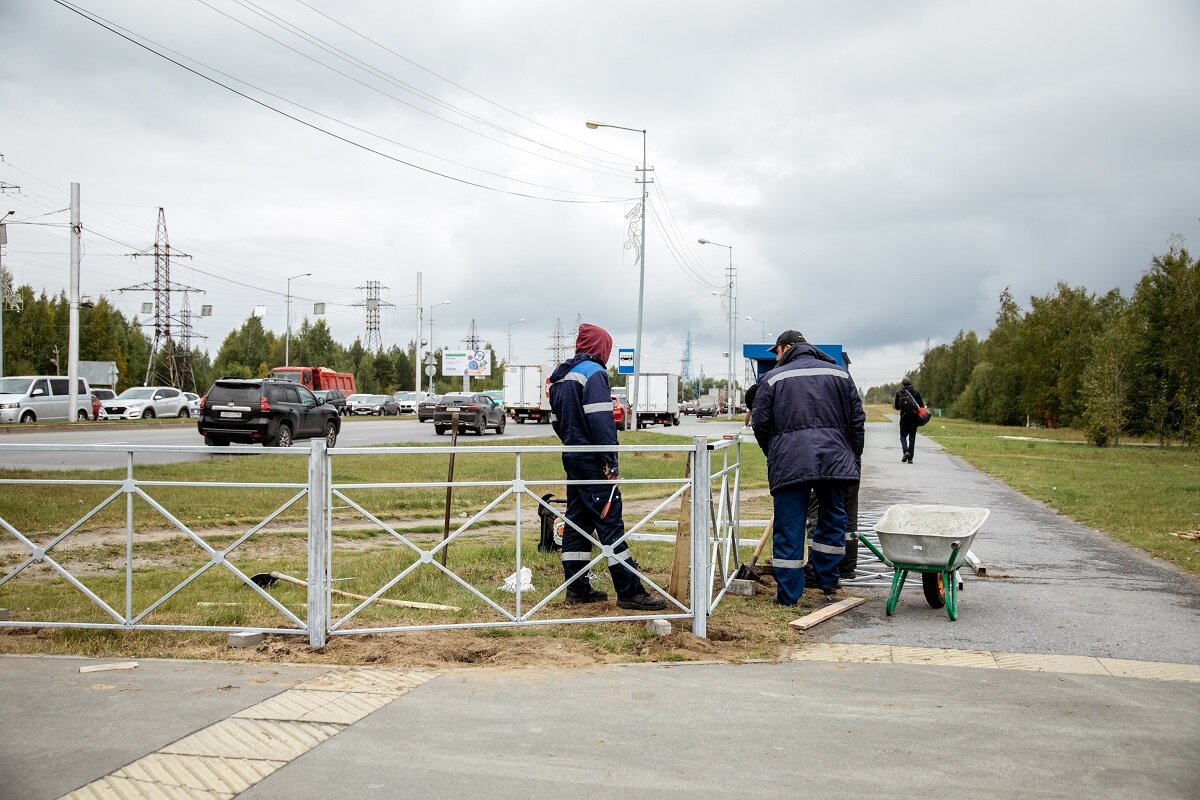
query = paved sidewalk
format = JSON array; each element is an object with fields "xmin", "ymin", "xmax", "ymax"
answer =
[{"xmin": 840, "ymin": 422, "xmax": 1200, "ymax": 664}]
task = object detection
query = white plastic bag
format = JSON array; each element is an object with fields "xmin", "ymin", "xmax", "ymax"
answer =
[{"xmin": 500, "ymin": 567, "xmax": 534, "ymax": 593}]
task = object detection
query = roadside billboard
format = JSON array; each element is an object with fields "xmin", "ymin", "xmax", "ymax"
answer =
[{"xmin": 442, "ymin": 349, "xmax": 492, "ymax": 377}]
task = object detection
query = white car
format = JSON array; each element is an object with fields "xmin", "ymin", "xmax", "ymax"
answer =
[
  {"xmin": 344, "ymin": 393, "xmax": 371, "ymax": 415},
  {"xmin": 183, "ymin": 392, "xmax": 202, "ymax": 417},
  {"xmin": 391, "ymin": 391, "xmax": 434, "ymax": 414},
  {"xmin": 103, "ymin": 386, "xmax": 189, "ymax": 420}
]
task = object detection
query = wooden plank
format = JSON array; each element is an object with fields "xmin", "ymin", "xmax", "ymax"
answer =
[
  {"xmin": 667, "ymin": 458, "xmax": 692, "ymax": 602},
  {"xmin": 266, "ymin": 571, "xmax": 460, "ymax": 612},
  {"xmin": 79, "ymin": 662, "xmax": 139, "ymax": 674},
  {"xmin": 787, "ymin": 596, "xmax": 867, "ymax": 631}
]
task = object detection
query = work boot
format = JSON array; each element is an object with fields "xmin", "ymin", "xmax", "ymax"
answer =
[
  {"xmin": 821, "ymin": 586, "xmax": 841, "ymax": 601},
  {"xmin": 616, "ymin": 592, "xmax": 666, "ymax": 611},
  {"xmin": 565, "ymin": 587, "xmax": 608, "ymax": 605}
]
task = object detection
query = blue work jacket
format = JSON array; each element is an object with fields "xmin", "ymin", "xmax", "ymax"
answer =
[
  {"xmin": 751, "ymin": 343, "xmax": 865, "ymax": 493},
  {"xmin": 549, "ymin": 354, "xmax": 619, "ymax": 475}
]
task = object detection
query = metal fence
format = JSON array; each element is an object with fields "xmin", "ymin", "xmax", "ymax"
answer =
[{"xmin": 0, "ymin": 436, "xmax": 742, "ymax": 645}]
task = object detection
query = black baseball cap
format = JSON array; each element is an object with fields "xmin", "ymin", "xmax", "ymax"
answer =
[{"xmin": 769, "ymin": 329, "xmax": 807, "ymax": 354}]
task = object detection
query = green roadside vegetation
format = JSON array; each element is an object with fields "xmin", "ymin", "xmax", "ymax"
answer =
[{"xmin": 919, "ymin": 416, "xmax": 1199, "ymax": 574}]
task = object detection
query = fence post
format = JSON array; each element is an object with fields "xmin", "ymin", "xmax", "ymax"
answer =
[
  {"xmin": 307, "ymin": 438, "xmax": 329, "ymax": 647},
  {"xmin": 690, "ymin": 436, "xmax": 711, "ymax": 638}
]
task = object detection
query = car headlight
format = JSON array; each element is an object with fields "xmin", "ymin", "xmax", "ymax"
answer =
[{"xmin": 0, "ymin": 402, "xmax": 18, "ymax": 409}]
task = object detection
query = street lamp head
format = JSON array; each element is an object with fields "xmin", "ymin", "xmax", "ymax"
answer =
[
  {"xmin": 585, "ymin": 121, "xmax": 600, "ymax": 129},
  {"xmin": 698, "ymin": 238, "xmax": 708, "ymax": 245}
]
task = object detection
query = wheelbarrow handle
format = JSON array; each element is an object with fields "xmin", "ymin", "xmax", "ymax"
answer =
[
  {"xmin": 856, "ymin": 532, "xmax": 890, "ymax": 567},
  {"xmin": 945, "ymin": 541, "xmax": 961, "ymax": 571}
]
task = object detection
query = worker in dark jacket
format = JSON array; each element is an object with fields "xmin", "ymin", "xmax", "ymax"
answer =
[
  {"xmin": 894, "ymin": 376, "xmax": 925, "ymax": 463},
  {"xmin": 548, "ymin": 323, "xmax": 665, "ymax": 611},
  {"xmin": 751, "ymin": 330, "xmax": 865, "ymax": 605}
]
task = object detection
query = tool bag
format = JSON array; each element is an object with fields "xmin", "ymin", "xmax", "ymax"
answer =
[{"xmin": 537, "ymin": 493, "xmax": 566, "ymax": 552}]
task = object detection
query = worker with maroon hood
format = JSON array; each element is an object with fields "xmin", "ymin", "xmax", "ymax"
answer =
[{"xmin": 548, "ymin": 323, "xmax": 665, "ymax": 611}]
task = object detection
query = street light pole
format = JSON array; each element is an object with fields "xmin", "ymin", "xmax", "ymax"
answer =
[
  {"xmin": 586, "ymin": 120, "xmax": 650, "ymax": 419},
  {"xmin": 700, "ymin": 239, "xmax": 736, "ymax": 419},
  {"xmin": 0, "ymin": 210, "xmax": 14, "ymax": 378},
  {"xmin": 506, "ymin": 318, "xmax": 526, "ymax": 363},
  {"xmin": 285, "ymin": 271, "xmax": 311, "ymax": 367},
  {"xmin": 427, "ymin": 300, "xmax": 450, "ymax": 393}
]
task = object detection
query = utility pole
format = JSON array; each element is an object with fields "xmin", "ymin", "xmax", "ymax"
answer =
[
  {"xmin": 414, "ymin": 272, "xmax": 423, "ymax": 391},
  {"xmin": 0, "ymin": 206, "xmax": 16, "ymax": 379},
  {"xmin": 121, "ymin": 208, "xmax": 199, "ymax": 387},
  {"xmin": 354, "ymin": 281, "xmax": 394, "ymax": 353},
  {"xmin": 68, "ymin": 183, "xmax": 80, "ymax": 422}
]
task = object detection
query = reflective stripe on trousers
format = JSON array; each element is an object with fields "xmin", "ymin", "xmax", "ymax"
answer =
[{"xmin": 772, "ymin": 481, "xmax": 847, "ymax": 605}]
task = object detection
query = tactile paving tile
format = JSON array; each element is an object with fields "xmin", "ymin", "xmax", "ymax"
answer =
[
  {"xmin": 295, "ymin": 667, "xmax": 440, "ymax": 694},
  {"xmin": 160, "ymin": 717, "xmax": 342, "ymax": 762},
  {"xmin": 787, "ymin": 642, "xmax": 893, "ymax": 663},
  {"xmin": 992, "ymin": 652, "xmax": 1109, "ymax": 675},
  {"xmin": 110, "ymin": 754, "xmax": 284, "ymax": 798},
  {"xmin": 1098, "ymin": 658, "xmax": 1200, "ymax": 683},
  {"xmin": 891, "ymin": 646, "xmax": 998, "ymax": 668},
  {"xmin": 61, "ymin": 774, "xmax": 228, "ymax": 799},
  {"xmin": 234, "ymin": 688, "xmax": 397, "ymax": 725}
]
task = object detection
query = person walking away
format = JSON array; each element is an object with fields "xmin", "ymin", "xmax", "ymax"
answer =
[
  {"xmin": 548, "ymin": 323, "xmax": 665, "ymax": 611},
  {"xmin": 742, "ymin": 382, "xmax": 759, "ymax": 429},
  {"xmin": 894, "ymin": 376, "xmax": 925, "ymax": 463},
  {"xmin": 751, "ymin": 330, "xmax": 864, "ymax": 605}
]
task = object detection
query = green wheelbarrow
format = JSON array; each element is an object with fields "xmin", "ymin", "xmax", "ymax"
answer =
[{"xmin": 857, "ymin": 504, "xmax": 989, "ymax": 621}]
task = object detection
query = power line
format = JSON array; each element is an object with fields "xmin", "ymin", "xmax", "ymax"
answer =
[
  {"xmin": 289, "ymin": 0, "xmax": 637, "ymax": 168},
  {"xmin": 52, "ymin": 1, "xmax": 634, "ymax": 205},
  {"xmin": 227, "ymin": 0, "xmax": 634, "ymax": 176}
]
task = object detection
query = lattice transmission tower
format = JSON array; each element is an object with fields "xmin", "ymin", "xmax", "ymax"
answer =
[
  {"xmin": 121, "ymin": 208, "xmax": 201, "ymax": 389},
  {"xmin": 549, "ymin": 318, "xmax": 569, "ymax": 365},
  {"xmin": 462, "ymin": 319, "xmax": 483, "ymax": 350},
  {"xmin": 354, "ymin": 281, "xmax": 394, "ymax": 353}
]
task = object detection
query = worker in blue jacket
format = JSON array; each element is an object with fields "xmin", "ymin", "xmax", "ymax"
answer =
[
  {"xmin": 548, "ymin": 323, "xmax": 665, "ymax": 611},
  {"xmin": 751, "ymin": 330, "xmax": 865, "ymax": 605}
]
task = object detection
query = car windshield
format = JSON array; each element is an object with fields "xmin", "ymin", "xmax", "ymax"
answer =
[
  {"xmin": 347, "ymin": 394, "xmax": 370, "ymax": 402},
  {"xmin": 394, "ymin": 392, "xmax": 417, "ymax": 401},
  {"xmin": 441, "ymin": 394, "xmax": 473, "ymax": 403},
  {"xmin": 0, "ymin": 378, "xmax": 32, "ymax": 394},
  {"xmin": 118, "ymin": 388, "xmax": 156, "ymax": 400},
  {"xmin": 369, "ymin": 396, "xmax": 389, "ymax": 403}
]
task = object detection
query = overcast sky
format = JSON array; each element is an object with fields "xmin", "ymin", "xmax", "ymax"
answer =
[{"xmin": 2, "ymin": 0, "xmax": 1197, "ymax": 390}]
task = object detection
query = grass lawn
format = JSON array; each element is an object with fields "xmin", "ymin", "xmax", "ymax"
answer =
[{"xmin": 920, "ymin": 417, "xmax": 1200, "ymax": 575}]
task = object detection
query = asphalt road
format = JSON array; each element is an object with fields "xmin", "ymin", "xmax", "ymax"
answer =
[{"xmin": 0, "ymin": 414, "xmax": 719, "ymax": 471}]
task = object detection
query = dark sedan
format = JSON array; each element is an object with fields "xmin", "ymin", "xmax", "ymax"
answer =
[
  {"xmin": 695, "ymin": 403, "xmax": 719, "ymax": 418},
  {"xmin": 352, "ymin": 394, "xmax": 400, "ymax": 416},
  {"xmin": 433, "ymin": 392, "xmax": 506, "ymax": 435},
  {"xmin": 417, "ymin": 394, "xmax": 441, "ymax": 422}
]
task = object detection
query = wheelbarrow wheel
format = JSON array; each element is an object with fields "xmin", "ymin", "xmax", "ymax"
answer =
[{"xmin": 922, "ymin": 572, "xmax": 947, "ymax": 609}]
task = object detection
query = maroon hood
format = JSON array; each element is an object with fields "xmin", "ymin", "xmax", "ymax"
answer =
[{"xmin": 575, "ymin": 323, "xmax": 613, "ymax": 364}]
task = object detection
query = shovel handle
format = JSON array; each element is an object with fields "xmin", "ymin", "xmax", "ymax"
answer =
[{"xmin": 746, "ymin": 517, "xmax": 774, "ymax": 568}]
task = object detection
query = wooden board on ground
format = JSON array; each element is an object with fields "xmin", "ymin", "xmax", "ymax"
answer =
[
  {"xmin": 79, "ymin": 662, "xmax": 139, "ymax": 674},
  {"xmin": 667, "ymin": 459, "xmax": 691, "ymax": 602},
  {"xmin": 787, "ymin": 596, "xmax": 867, "ymax": 631}
]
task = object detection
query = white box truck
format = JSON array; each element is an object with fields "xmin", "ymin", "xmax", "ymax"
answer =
[
  {"xmin": 503, "ymin": 364, "xmax": 551, "ymax": 423},
  {"xmin": 632, "ymin": 373, "xmax": 680, "ymax": 428}
]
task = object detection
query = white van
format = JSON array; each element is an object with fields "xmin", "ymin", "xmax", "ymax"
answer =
[{"xmin": 0, "ymin": 375, "xmax": 93, "ymax": 423}]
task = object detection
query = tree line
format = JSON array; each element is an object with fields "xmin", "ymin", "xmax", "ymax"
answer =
[
  {"xmin": 0, "ymin": 285, "xmax": 502, "ymax": 395},
  {"xmin": 863, "ymin": 239, "xmax": 1198, "ymax": 446}
]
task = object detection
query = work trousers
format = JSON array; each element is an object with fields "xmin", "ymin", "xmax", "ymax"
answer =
[
  {"xmin": 560, "ymin": 463, "xmax": 644, "ymax": 599},
  {"xmin": 772, "ymin": 481, "xmax": 847, "ymax": 606},
  {"xmin": 899, "ymin": 417, "xmax": 918, "ymax": 460}
]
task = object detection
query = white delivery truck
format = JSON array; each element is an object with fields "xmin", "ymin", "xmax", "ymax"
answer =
[
  {"xmin": 503, "ymin": 364, "xmax": 551, "ymax": 423},
  {"xmin": 632, "ymin": 373, "xmax": 680, "ymax": 428}
]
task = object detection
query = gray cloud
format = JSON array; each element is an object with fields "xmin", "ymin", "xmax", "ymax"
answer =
[{"xmin": 1, "ymin": 0, "xmax": 1196, "ymax": 390}]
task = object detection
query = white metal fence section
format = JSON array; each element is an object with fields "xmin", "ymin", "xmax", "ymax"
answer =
[{"xmin": 0, "ymin": 437, "xmax": 742, "ymax": 645}]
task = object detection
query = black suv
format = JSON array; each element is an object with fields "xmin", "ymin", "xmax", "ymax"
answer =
[
  {"xmin": 433, "ymin": 392, "xmax": 506, "ymax": 435},
  {"xmin": 198, "ymin": 378, "xmax": 340, "ymax": 447},
  {"xmin": 313, "ymin": 388, "xmax": 348, "ymax": 416}
]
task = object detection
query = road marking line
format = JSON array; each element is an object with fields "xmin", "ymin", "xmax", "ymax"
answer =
[
  {"xmin": 787, "ymin": 643, "xmax": 1199, "ymax": 682},
  {"xmin": 60, "ymin": 668, "xmax": 442, "ymax": 799}
]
